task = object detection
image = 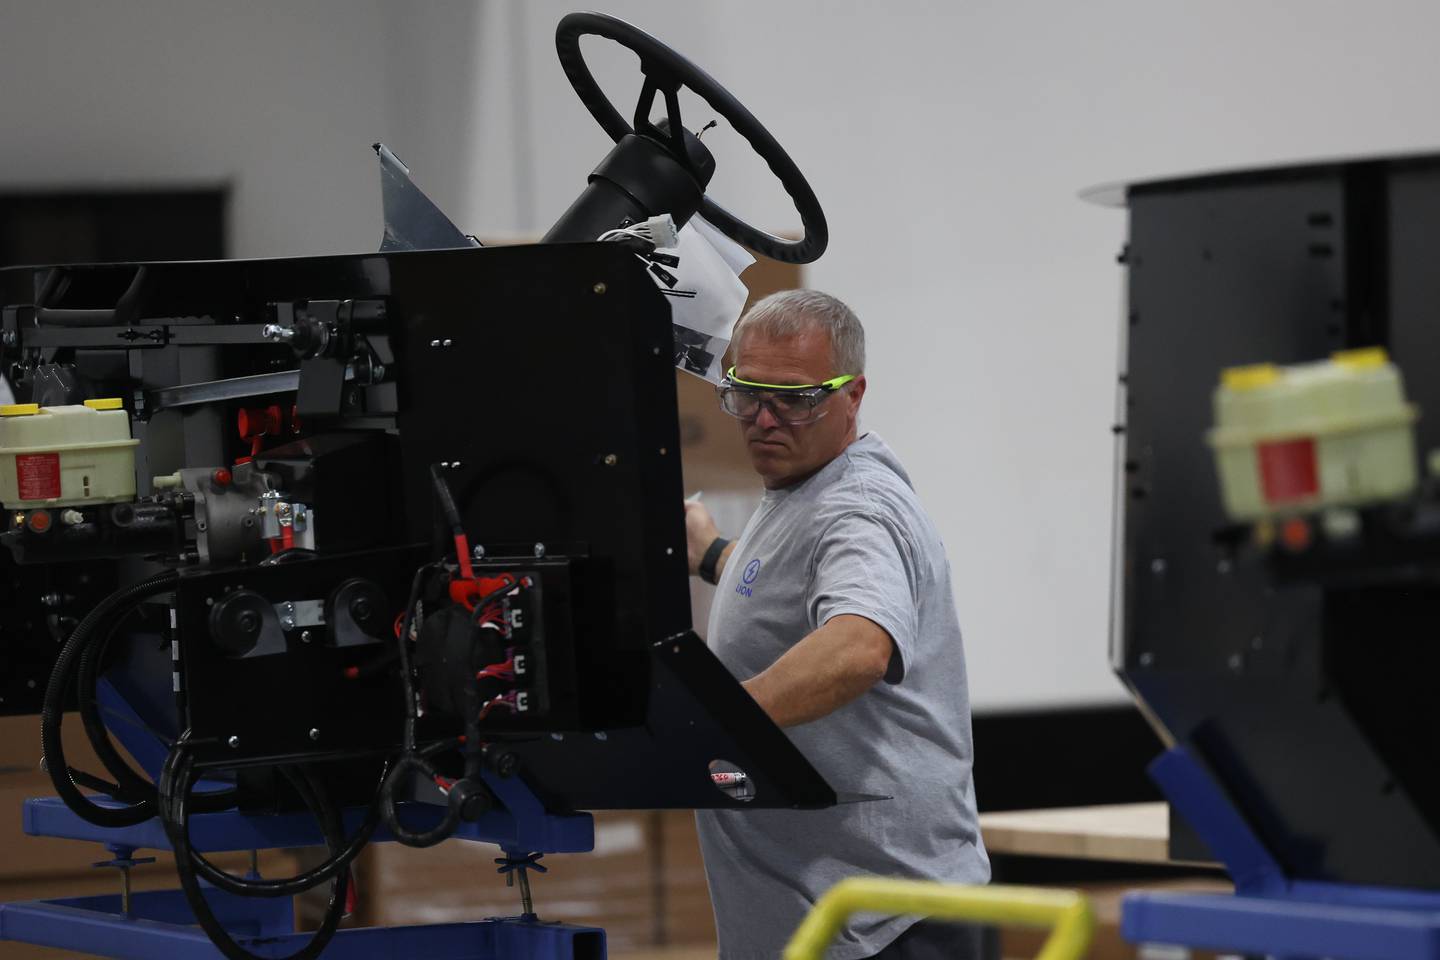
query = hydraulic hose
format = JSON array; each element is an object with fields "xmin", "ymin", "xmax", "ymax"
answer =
[{"xmin": 41, "ymin": 571, "xmax": 179, "ymax": 826}]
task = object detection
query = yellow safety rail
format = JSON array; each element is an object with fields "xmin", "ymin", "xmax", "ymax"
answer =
[{"xmin": 783, "ymin": 878, "xmax": 1094, "ymax": 960}]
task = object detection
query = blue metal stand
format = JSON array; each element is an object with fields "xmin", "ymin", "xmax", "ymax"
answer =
[
  {"xmin": 0, "ymin": 890, "xmax": 604, "ymax": 959},
  {"xmin": 1123, "ymin": 746, "xmax": 1440, "ymax": 960},
  {"xmin": 1, "ymin": 783, "xmax": 603, "ymax": 959},
  {"xmin": 0, "ymin": 682, "xmax": 605, "ymax": 958}
]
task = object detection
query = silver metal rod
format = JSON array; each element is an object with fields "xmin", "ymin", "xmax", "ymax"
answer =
[{"xmin": 517, "ymin": 867, "xmax": 534, "ymax": 917}]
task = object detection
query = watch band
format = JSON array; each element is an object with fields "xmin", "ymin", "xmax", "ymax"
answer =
[{"xmin": 699, "ymin": 536, "xmax": 731, "ymax": 585}]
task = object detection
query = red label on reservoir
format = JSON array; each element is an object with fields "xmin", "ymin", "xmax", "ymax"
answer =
[
  {"xmin": 15, "ymin": 452, "xmax": 61, "ymax": 500},
  {"xmin": 1258, "ymin": 437, "xmax": 1319, "ymax": 504}
]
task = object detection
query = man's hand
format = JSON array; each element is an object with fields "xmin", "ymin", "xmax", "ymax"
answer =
[
  {"xmin": 742, "ymin": 614, "xmax": 895, "ymax": 727},
  {"xmin": 685, "ymin": 500, "xmax": 733, "ymax": 579}
]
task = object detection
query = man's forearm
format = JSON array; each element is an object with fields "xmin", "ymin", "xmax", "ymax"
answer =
[{"xmin": 741, "ymin": 614, "xmax": 892, "ymax": 727}]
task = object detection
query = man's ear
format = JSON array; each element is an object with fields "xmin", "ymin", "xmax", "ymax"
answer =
[{"xmin": 847, "ymin": 375, "xmax": 867, "ymax": 415}]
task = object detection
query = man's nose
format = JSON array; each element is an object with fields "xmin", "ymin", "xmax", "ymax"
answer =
[{"xmin": 754, "ymin": 402, "xmax": 781, "ymax": 430}]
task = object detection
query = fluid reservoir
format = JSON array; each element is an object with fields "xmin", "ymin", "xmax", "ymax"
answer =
[
  {"xmin": 1208, "ymin": 348, "xmax": 1418, "ymax": 521},
  {"xmin": 0, "ymin": 399, "xmax": 140, "ymax": 509}
]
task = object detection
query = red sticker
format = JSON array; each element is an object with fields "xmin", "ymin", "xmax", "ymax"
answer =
[
  {"xmin": 1258, "ymin": 438, "xmax": 1319, "ymax": 504},
  {"xmin": 15, "ymin": 452, "xmax": 61, "ymax": 501}
]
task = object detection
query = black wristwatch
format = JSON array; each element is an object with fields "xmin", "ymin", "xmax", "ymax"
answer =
[{"xmin": 699, "ymin": 537, "xmax": 731, "ymax": 585}]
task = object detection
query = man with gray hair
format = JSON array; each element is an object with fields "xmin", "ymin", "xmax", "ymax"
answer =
[{"xmin": 685, "ymin": 290, "xmax": 991, "ymax": 959}]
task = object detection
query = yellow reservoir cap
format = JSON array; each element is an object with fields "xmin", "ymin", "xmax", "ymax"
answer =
[
  {"xmin": 1332, "ymin": 346, "xmax": 1390, "ymax": 370},
  {"xmin": 1221, "ymin": 363, "xmax": 1281, "ymax": 392},
  {"xmin": 83, "ymin": 398, "xmax": 124, "ymax": 411},
  {"xmin": 0, "ymin": 403, "xmax": 40, "ymax": 417}
]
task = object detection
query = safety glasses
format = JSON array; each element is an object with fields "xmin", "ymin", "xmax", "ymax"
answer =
[{"xmin": 716, "ymin": 367, "xmax": 857, "ymax": 425}]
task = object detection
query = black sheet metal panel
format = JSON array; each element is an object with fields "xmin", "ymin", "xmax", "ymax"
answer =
[
  {"xmin": 387, "ymin": 244, "xmax": 692, "ymax": 730},
  {"xmin": 176, "ymin": 546, "xmax": 421, "ymax": 768},
  {"xmin": 1118, "ymin": 158, "xmax": 1440, "ymax": 887},
  {"xmin": 509, "ymin": 631, "xmax": 837, "ymax": 811}
]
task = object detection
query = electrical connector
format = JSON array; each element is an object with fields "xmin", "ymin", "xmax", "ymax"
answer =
[
  {"xmin": 636, "ymin": 213, "xmax": 679, "ymax": 249},
  {"xmin": 597, "ymin": 213, "xmax": 680, "ymax": 250}
]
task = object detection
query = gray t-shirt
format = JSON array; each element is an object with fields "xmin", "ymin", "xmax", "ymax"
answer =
[{"xmin": 695, "ymin": 433, "xmax": 990, "ymax": 959}]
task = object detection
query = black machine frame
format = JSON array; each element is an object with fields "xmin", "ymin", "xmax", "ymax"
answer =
[{"xmin": 1111, "ymin": 154, "xmax": 1440, "ymax": 888}]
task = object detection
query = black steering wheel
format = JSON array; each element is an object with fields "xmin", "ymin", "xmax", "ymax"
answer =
[{"xmin": 556, "ymin": 12, "xmax": 828, "ymax": 265}]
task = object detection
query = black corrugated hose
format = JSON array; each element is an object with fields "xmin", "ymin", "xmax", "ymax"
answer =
[
  {"xmin": 159, "ymin": 741, "xmax": 349, "ymax": 960},
  {"xmin": 41, "ymin": 569, "xmax": 237, "ymax": 826},
  {"xmin": 41, "ymin": 571, "xmax": 177, "ymax": 826}
]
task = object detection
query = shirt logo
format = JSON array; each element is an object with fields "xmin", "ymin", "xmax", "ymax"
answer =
[{"xmin": 736, "ymin": 558, "xmax": 761, "ymax": 597}]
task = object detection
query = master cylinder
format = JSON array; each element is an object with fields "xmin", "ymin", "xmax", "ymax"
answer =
[
  {"xmin": 1208, "ymin": 347, "xmax": 1419, "ymax": 522},
  {"xmin": 0, "ymin": 399, "xmax": 139, "ymax": 509}
]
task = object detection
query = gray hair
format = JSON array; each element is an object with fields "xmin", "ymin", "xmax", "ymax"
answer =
[{"xmin": 731, "ymin": 289, "xmax": 866, "ymax": 375}]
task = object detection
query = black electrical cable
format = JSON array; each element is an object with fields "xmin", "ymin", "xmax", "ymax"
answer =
[
  {"xmin": 468, "ymin": 578, "xmax": 522, "ymax": 625},
  {"xmin": 76, "ymin": 634, "xmax": 153, "ymax": 802},
  {"xmin": 259, "ymin": 547, "xmax": 318, "ymax": 566},
  {"xmin": 159, "ymin": 743, "xmax": 349, "ymax": 960},
  {"xmin": 65, "ymin": 576, "xmax": 236, "ymax": 817},
  {"xmin": 185, "ymin": 761, "xmax": 389, "ymax": 898},
  {"xmin": 379, "ymin": 753, "xmax": 464, "ymax": 849},
  {"xmin": 41, "ymin": 571, "xmax": 178, "ymax": 826},
  {"xmin": 377, "ymin": 559, "xmax": 483, "ymax": 847},
  {"xmin": 393, "ymin": 562, "xmax": 440, "ymax": 753},
  {"xmin": 428, "ymin": 464, "xmax": 465, "ymax": 533}
]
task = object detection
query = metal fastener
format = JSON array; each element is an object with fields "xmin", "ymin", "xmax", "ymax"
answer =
[
  {"xmin": 1, "ymin": 330, "xmax": 16, "ymax": 347},
  {"xmin": 603, "ymin": 453, "xmax": 618, "ymax": 466},
  {"xmin": 594, "ymin": 731, "xmax": 608, "ymax": 741},
  {"xmin": 442, "ymin": 338, "xmax": 453, "ymax": 347},
  {"xmin": 300, "ymin": 630, "xmax": 312, "ymax": 643},
  {"xmin": 309, "ymin": 728, "xmax": 320, "ymax": 741},
  {"xmin": 472, "ymin": 544, "xmax": 486, "ymax": 560},
  {"xmin": 1139, "ymin": 652, "xmax": 1154, "ymax": 667},
  {"xmin": 593, "ymin": 282, "xmax": 607, "ymax": 295},
  {"xmin": 1150, "ymin": 558, "xmax": 1166, "ymax": 575},
  {"xmin": 429, "ymin": 339, "xmax": 441, "ymax": 347},
  {"xmin": 228, "ymin": 736, "xmax": 240, "ymax": 749},
  {"xmin": 533, "ymin": 543, "xmax": 546, "ymax": 558}
]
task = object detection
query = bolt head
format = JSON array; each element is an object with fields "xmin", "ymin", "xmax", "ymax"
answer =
[
  {"xmin": 472, "ymin": 544, "xmax": 486, "ymax": 560},
  {"xmin": 593, "ymin": 282, "xmax": 607, "ymax": 295},
  {"xmin": 228, "ymin": 736, "xmax": 240, "ymax": 749},
  {"xmin": 603, "ymin": 453, "xmax": 618, "ymax": 466},
  {"xmin": 309, "ymin": 728, "xmax": 320, "ymax": 741},
  {"xmin": 1150, "ymin": 558, "xmax": 1166, "ymax": 575},
  {"xmin": 300, "ymin": 629, "xmax": 312, "ymax": 643},
  {"xmin": 533, "ymin": 542, "xmax": 546, "ymax": 558}
]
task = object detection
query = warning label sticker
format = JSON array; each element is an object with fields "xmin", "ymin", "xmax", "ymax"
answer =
[{"xmin": 16, "ymin": 452, "xmax": 61, "ymax": 500}]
